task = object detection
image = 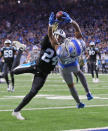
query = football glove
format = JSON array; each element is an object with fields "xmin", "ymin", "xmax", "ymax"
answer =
[
  {"xmin": 49, "ymin": 12, "xmax": 55, "ymax": 26},
  {"xmin": 62, "ymin": 12, "xmax": 73, "ymax": 23}
]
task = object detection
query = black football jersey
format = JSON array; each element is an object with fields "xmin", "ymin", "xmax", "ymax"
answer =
[
  {"xmin": 36, "ymin": 35, "xmax": 58, "ymax": 74},
  {"xmin": 1, "ymin": 46, "xmax": 17, "ymax": 63},
  {"xmin": 88, "ymin": 47, "xmax": 99, "ymax": 62}
]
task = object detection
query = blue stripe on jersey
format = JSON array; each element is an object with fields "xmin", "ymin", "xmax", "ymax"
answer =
[
  {"xmin": 68, "ymin": 45, "xmax": 73, "ymax": 54},
  {"xmin": 59, "ymin": 59, "xmax": 78, "ymax": 68},
  {"xmin": 56, "ymin": 45, "xmax": 62, "ymax": 57},
  {"xmin": 71, "ymin": 39, "xmax": 81, "ymax": 56}
]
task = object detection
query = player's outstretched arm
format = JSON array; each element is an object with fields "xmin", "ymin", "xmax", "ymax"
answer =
[
  {"xmin": 62, "ymin": 12, "xmax": 83, "ymax": 39},
  {"xmin": 48, "ymin": 12, "xmax": 58, "ymax": 50},
  {"xmin": 72, "ymin": 21, "xmax": 83, "ymax": 39}
]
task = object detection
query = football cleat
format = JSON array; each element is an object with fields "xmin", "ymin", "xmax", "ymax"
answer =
[
  {"xmin": 12, "ymin": 41, "xmax": 26, "ymax": 51},
  {"xmin": 95, "ymin": 78, "xmax": 99, "ymax": 83},
  {"xmin": 11, "ymin": 86, "xmax": 15, "ymax": 92},
  {"xmin": 7, "ymin": 87, "xmax": 11, "ymax": 92},
  {"xmin": 87, "ymin": 92, "xmax": 93, "ymax": 100},
  {"xmin": 62, "ymin": 79, "xmax": 65, "ymax": 83},
  {"xmin": 77, "ymin": 102, "xmax": 85, "ymax": 109},
  {"xmin": 92, "ymin": 78, "xmax": 96, "ymax": 83},
  {"xmin": 12, "ymin": 111, "xmax": 25, "ymax": 120},
  {"xmin": 7, "ymin": 84, "xmax": 11, "ymax": 92}
]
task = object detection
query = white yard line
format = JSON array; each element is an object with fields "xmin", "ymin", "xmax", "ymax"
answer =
[
  {"xmin": 1, "ymin": 104, "xmax": 108, "ymax": 112},
  {"xmin": 63, "ymin": 126, "xmax": 108, "ymax": 131},
  {"xmin": 0, "ymin": 94, "xmax": 108, "ymax": 100}
]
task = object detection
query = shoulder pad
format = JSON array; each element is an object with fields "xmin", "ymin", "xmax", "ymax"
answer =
[
  {"xmin": 95, "ymin": 48, "xmax": 99, "ymax": 51},
  {"xmin": 56, "ymin": 45, "xmax": 62, "ymax": 57}
]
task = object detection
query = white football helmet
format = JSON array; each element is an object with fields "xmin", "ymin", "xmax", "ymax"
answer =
[
  {"xmin": 53, "ymin": 29, "xmax": 66, "ymax": 38},
  {"xmin": 90, "ymin": 42, "xmax": 95, "ymax": 46},
  {"xmin": 53, "ymin": 29, "xmax": 66, "ymax": 44},
  {"xmin": 33, "ymin": 45, "xmax": 38, "ymax": 50},
  {"xmin": 4, "ymin": 39, "xmax": 12, "ymax": 45}
]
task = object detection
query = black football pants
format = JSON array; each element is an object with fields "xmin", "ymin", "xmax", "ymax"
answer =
[
  {"xmin": 90, "ymin": 61, "xmax": 98, "ymax": 78},
  {"xmin": 12, "ymin": 50, "xmax": 48, "ymax": 112},
  {"xmin": 3, "ymin": 63, "xmax": 14, "ymax": 86}
]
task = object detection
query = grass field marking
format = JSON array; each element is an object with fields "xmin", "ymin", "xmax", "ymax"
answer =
[
  {"xmin": 103, "ymin": 86, "xmax": 108, "ymax": 87},
  {"xmin": 1, "ymin": 104, "xmax": 108, "ymax": 112},
  {"xmin": 42, "ymin": 87, "xmax": 108, "ymax": 90},
  {"xmin": 63, "ymin": 126, "xmax": 108, "ymax": 131},
  {"xmin": 14, "ymin": 73, "xmax": 108, "ymax": 77},
  {"xmin": 45, "ymin": 95, "xmax": 108, "ymax": 100},
  {"xmin": 1, "ymin": 94, "xmax": 108, "ymax": 100},
  {"xmin": 13, "ymin": 78, "xmax": 108, "ymax": 83},
  {"xmin": 1, "ymin": 86, "xmax": 108, "ymax": 90}
]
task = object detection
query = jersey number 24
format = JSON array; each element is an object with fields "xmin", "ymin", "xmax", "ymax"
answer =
[{"xmin": 41, "ymin": 48, "xmax": 58, "ymax": 65}]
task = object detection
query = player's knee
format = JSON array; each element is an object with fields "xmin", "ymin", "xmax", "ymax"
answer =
[
  {"xmin": 68, "ymin": 83, "xmax": 74, "ymax": 88},
  {"xmin": 12, "ymin": 68, "xmax": 19, "ymax": 75},
  {"xmin": 76, "ymin": 70, "xmax": 82, "ymax": 77},
  {"xmin": 31, "ymin": 84, "xmax": 43, "ymax": 96},
  {"xmin": 28, "ymin": 91, "xmax": 36, "ymax": 98}
]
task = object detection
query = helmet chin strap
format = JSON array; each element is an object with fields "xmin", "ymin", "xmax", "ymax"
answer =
[{"xmin": 53, "ymin": 34, "xmax": 60, "ymax": 45}]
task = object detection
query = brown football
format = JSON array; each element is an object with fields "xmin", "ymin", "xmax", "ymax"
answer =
[{"xmin": 56, "ymin": 11, "xmax": 63, "ymax": 20}]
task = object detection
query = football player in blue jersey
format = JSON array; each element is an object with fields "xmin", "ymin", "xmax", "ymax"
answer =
[{"xmin": 48, "ymin": 12, "xmax": 93, "ymax": 108}]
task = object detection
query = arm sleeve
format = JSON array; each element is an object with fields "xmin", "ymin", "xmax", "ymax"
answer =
[{"xmin": 40, "ymin": 35, "xmax": 48, "ymax": 49}]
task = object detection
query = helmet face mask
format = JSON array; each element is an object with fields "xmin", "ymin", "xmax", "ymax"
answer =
[
  {"xmin": 4, "ymin": 39, "xmax": 12, "ymax": 46},
  {"xmin": 53, "ymin": 29, "xmax": 66, "ymax": 45},
  {"xmin": 90, "ymin": 42, "xmax": 95, "ymax": 47}
]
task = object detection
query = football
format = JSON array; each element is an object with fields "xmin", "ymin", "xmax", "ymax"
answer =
[
  {"xmin": 75, "ymin": 31, "xmax": 82, "ymax": 39},
  {"xmin": 56, "ymin": 11, "xmax": 63, "ymax": 20}
]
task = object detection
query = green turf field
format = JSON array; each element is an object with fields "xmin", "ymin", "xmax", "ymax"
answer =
[{"xmin": 0, "ymin": 73, "xmax": 108, "ymax": 131}]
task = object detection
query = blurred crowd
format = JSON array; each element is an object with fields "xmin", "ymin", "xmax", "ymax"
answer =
[{"xmin": 0, "ymin": 0, "xmax": 107, "ymax": 51}]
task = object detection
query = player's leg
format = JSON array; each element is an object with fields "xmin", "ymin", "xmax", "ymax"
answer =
[
  {"xmin": 10, "ymin": 69, "xmax": 15, "ymax": 92},
  {"xmin": 12, "ymin": 74, "xmax": 48, "ymax": 120},
  {"xmin": 12, "ymin": 49, "xmax": 36, "ymax": 75},
  {"xmin": 12, "ymin": 48, "xmax": 36, "ymax": 75},
  {"xmin": 59, "ymin": 67, "xmax": 84, "ymax": 108},
  {"xmin": 12, "ymin": 40, "xmax": 26, "ymax": 70},
  {"xmin": 3, "ymin": 63, "xmax": 10, "ymax": 91},
  {"xmin": 73, "ymin": 72, "xmax": 78, "ymax": 83},
  {"xmin": 90, "ymin": 62, "xmax": 95, "ymax": 82},
  {"xmin": 8, "ymin": 63, "xmax": 15, "ymax": 91},
  {"xmin": 12, "ymin": 49, "xmax": 23, "ymax": 70},
  {"xmin": 76, "ymin": 70, "xmax": 93, "ymax": 100},
  {"xmin": 95, "ymin": 62, "xmax": 99, "ymax": 82},
  {"xmin": 12, "ymin": 63, "xmax": 35, "ymax": 75},
  {"xmin": 0, "ymin": 73, "xmax": 4, "ymax": 78},
  {"xmin": 10, "ymin": 72, "xmax": 14, "ymax": 91}
]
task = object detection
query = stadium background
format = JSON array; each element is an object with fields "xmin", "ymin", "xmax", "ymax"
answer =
[
  {"xmin": 0, "ymin": 1, "xmax": 108, "ymax": 131},
  {"xmin": 0, "ymin": 0, "xmax": 108, "ymax": 73}
]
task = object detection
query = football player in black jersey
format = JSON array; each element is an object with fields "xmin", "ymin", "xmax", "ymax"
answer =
[
  {"xmin": 12, "ymin": 35, "xmax": 58, "ymax": 120},
  {"xmin": 0, "ymin": 39, "xmax": 17, "ymax": 91},
  {"xmin": 87, "ymin": 42, "xmax": 101, "ymax": 83}
]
